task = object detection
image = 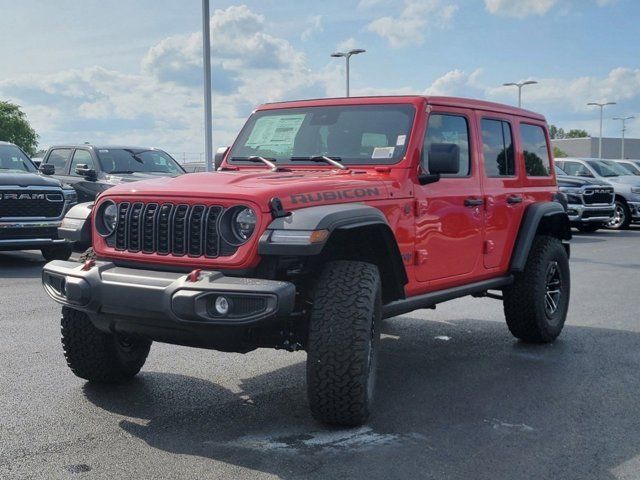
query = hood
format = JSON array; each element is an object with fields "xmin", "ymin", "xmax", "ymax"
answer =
[
  {"xmin": 104, "ymin": 171, "xmax": 183, "ymax": 184},
  {"xmin": 557, "ymin": 175, "xmax": 611, "ymax": 188},
  {"xmin": 103, "ymin": 169, "xmax": 392, "ymax": 211},
  {"xmin": 608, "ymin": 175, "xmax": 640, "ymax": 186},
  {"xmin": 0, "ymin": 172, "xmax": 63, "ymax": 188}
]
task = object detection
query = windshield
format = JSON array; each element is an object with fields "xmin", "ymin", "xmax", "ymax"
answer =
[
  {"xmin": 96, "ymin": 149, "xmax": 184, "ymax": 174},
  {"xmin": 228, "ymin": 104, "xmax": 416, "ymax": 166},
  {"xmin": 555, "ymin": 166, "xmax": 567, "ymax": 175},
  {"xmin": 0, "ymin": 145, "xmax": 37, "ymax": 173},
  {"xmin": 587, "ymin": 160, "xmax": 628, "ymax": 177}
]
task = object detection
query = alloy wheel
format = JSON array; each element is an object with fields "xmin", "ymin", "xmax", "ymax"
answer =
[{"xmin": 544, "ymin": 261, "xmax": 562, "ymax": 317}]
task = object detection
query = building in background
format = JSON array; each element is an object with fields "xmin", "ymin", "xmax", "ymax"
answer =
[{"xmin": 551, "ymin": 137, "xmax": 640, "ymax": 159}]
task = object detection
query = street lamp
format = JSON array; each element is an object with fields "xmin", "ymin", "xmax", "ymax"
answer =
[
  {"xmin": 202, "ymin": 0, "xmax": 213, "ymax": 171},
  {"xmin": 503, "ymin": 80, "xmax": 538, "ymax": 108},
  {"xmin": 587, "ymin": 102, "xmax": 616, "ymax": 159},
  {"xmin": 331, "ymin": 48, "xmax": 366, "ymax": 97},
  {"xmin": 612, "ymin": 115, "xmax": 634, "ymax": 160}
]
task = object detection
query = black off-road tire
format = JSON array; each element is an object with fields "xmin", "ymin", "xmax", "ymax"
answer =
[
  {"xmin": 78, "ymin": 247, "xmax": 97, "ymax": 263},
  {"xmin": 61, "ymin": 307, "xmax": 151, "ymax": 383},
  {"xmin": 306, "ymin": 261, "xmax": 382, "ymax": 427},
  {"xmin": 503, "ymin": 235, "xmax": 570, "ymax": 343},
  {"xmin": 576, "ymin": 224, "xmax": 601, "ymax": 233},
  {"xmin": 41, "ymin": 244, "xmax": 73, "ymax": 261}
]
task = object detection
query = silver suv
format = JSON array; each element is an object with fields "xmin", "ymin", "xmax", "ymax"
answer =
[{"xmin": 556, "ymin": 158, "xmax": 640, "ymax": 229}]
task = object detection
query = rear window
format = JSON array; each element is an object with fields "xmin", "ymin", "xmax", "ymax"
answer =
[
  {"xmin": 481, "ymin": 119, "xmax": 515, "ymax": 177},
  {"xmin": 520, "ymin": 124, "xmax": 551, "ymax": 176}
]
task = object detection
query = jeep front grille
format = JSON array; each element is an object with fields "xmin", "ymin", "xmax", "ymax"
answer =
[
  {"xmin": 583, "ymin": 189, "xmax": 614, "ymax": 205},
  {"xmin": 0, "ymin": 190, "xmax": 65, "ymax": 219},
  {"xmin": 113, "ymin": 202, "xmax": 225, "ymax": 257}
]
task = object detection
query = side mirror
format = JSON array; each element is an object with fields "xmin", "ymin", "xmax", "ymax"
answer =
[
  {"xmin": 39, "ymin": 164, "xmax": 55, "ymax": 175},
  {"xmin": 214, "ymin": 146, "xmax": 230, "ymax": 170},
  {"xmin": 429, "ymin": 143, "xmax": 460, "ymax": 175},
  {"xmin": 418, "ymin": 143, "xmax": 460, "ymax": 185},
  {"xmin": 75, "ymin": 164, "xmax": 97, "ymax": 179}
]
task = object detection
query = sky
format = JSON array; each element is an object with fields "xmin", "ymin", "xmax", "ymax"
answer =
[{"xmin": 1, "ymin": 0, "xmax": 639, "ymax": 158}]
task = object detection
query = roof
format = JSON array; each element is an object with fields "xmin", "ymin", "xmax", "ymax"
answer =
[
  {"xmin": 0, "ymin": 141, "xmax": 17, "ymax": 146},
  {"xmin": 259, "ymin": 95, "xmax": 546, "ymax": 121},
  {"xmin": 46, "ymin": 144, "xmax": 163, "ymax": 150}
]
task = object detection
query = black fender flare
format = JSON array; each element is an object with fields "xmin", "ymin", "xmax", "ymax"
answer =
[
  {"xmin": 58, "ymin": 202, "xmax": 94, "ymax": 244},
  {"xmin": 258, "ymin": 203, "xmax": 408, "ymax": 297},
  {"xmin": 510, "ymin": 202, "xmax": 571, "ymax": 272}
]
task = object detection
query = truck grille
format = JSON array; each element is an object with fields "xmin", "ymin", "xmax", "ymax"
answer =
[
  {"xmin": 583, "ymin": 188, "xmax": 614, "ymax": 205},
  {"xmin": 0, "ymin": 190, "xmax": 65, "ymax": 219},
  {"xmin": 113, "ymin": 202, "xmax": 225, "ymax": 257}
]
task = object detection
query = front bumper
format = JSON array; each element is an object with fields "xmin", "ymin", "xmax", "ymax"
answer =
[
  {"xmin": 0, "ymin": 220, "xmax": 66, "ymax": 250},
  {"xmin": 42, "ymin": 260, "xmax": 296, "ymax": 349},
  {"xmin": 566, "ymin": 204, "xmax": 615, "ymax": 224},
  {"xmin": 629, "ymin": 201, "xmax": 640, "ymax": 221}
]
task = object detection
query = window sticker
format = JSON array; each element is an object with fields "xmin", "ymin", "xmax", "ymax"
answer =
[
  {"xmin": 245, "ymin": 114, "xmax": 306, "ymax": 150},
  {"xmin": 372, "ymin": 147, "xmax": 395, "ymax": 159},
  {"xmin": 396, "ymin": 135, "xmax": 406, "ymax": 146}
]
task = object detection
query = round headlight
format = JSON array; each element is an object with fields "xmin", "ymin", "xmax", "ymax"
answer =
[
  {"xmin": 96, "ymin": 200, "xmax": 117, "ymax": 237},
  {"xmin": 232, "ymin": 207, "xmax": 257, "ymax": 242}
]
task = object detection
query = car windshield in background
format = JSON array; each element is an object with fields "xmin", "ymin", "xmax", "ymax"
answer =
[
  {"xmin": 587, "ymin": 160, "xmax": 629, "ymax": 177},
  {"xmin": 96, "ymin": 149, "xmax": 183, "ymax": 174},
  {"xmin": 0, "ymin": 145, "xmax": 36, "ymax": 173},
  {"xmin": 228, "ymin": 104, "xmax": 416, "ymax": 166}
]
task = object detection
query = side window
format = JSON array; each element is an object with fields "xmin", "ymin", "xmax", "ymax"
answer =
[
  {"xmin": 70, "ymin": 150, "xmax": 95, "ymax": 176},
  {"xmin": 562, "ymin": 161, "xmax": 592, "ymax": 177},
  {"xmin": 481, "ymin": 119, "xmax": 515, "ymax": 177},
  {"xmin": 45, "ymin": 148, "xmax": 72, "ymax": 173},
  {"xmin": 423, "ymin": 113, "xmax": 470, "ymax": 177},
  {"xmin": 520, "ymin": 124, "xmax": 551, "ymax": 176}
]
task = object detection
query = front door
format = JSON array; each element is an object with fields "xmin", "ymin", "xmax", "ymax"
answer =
[{"xmin": 414, "ymin": 109, "xmax": 484, "ymax": 285}]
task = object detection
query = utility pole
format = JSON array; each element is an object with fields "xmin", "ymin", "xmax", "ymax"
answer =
[
  {"xmin": 202, "ymin": 0, "xmax": 213, "ymax": 171},
  {"xmin": 330, "ymin": 49, "xmax": 366, "ymax": 97},
  {"xmin": 587, "ymin": 102, "xmax": 616, "ymax": 159},
  {"xmin": 503, "ymin": 80, "xmax": 538, "ymax": 108},
  {"xmin": 612, "ymin": 116, "xmax": 634, "ymax": 160}
]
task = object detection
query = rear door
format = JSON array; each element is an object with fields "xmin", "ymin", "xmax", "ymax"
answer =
[
  {"xmin": 414, "ymin": 108, "xmax": 484, "ymax": 285},
  {"xmin": 477, "ymin": 115, "xmax": 525, "ymax": 270}
]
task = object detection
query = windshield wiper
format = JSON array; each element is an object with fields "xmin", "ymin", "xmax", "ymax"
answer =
[
  {"xmin": 230, "ymin": 156, "xmax": 279, "ymax": 172},
  {"xmin": 123, "ymin": 148, "xmax": 153, "ymax": 164},
  {"xmin": 109, "ymin": 170, "xmax": 135, "ymax": 174},
  {"xmin": 290, "ymin": 155, "xmax": 348, "ymax": 170}
]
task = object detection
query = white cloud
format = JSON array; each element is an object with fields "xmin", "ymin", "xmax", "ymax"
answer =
[
  {"xmin": 335, "ymin": 37, "xmax": 361, "ymax": 53},
  {"xmin": 301, "ymin": 15, "xmax": 323, "ymax": 41},
  {"xmin": 365, "ymin": 0, "xmax": 458, "ymax": 48},
  {"xmin": 423, "ymin": 68, "xmax": 484, "ymax": 96},
  {"xmin": 0, "ymin": 5, "xmax": 331, "ymax": 153},
  {"xmin": 484, "ymin": 0, "xmax": 616, "ymax": 18}
]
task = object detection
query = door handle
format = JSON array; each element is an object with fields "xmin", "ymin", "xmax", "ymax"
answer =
[
  {"xmin": 464, "ymin": 197, "xmax": 484, "ymax": 207},
  {"xmin": 506, "ymin": 195, "xmax": 523, "ymax": 204}
]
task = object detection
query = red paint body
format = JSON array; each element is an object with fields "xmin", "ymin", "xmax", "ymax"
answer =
[{"xmin": 93, "ymin": 96, "xmax": 557, "ymax": 298}]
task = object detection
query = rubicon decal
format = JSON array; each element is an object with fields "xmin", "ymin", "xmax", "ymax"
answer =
[{"xmin": 290, "ymin": 187, "xmax": 381, "ymax": 205}]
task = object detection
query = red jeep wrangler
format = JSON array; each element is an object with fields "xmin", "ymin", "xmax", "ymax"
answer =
[{"xmin": 43, "ymin": 96, "xmax": 571, "ymax": 426}]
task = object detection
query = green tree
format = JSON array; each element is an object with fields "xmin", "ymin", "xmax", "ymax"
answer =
[
  {"xmin": 553, "ymin": 146, "xmax": 568, "ymax": 158},
  {"xmin": 0, "ymin": 101, "xmax": 38, "ymax": 155},
  {"xmin": 565, "ymin": 129, "xmax": 589, "ymax": 139}
]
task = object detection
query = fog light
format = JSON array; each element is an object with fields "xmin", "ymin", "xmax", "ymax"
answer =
[{"xmin": 214, "ymin": 296, "xmax": 230, "ymax": 315}]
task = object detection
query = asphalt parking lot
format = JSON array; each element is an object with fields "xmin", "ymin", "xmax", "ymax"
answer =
[{"xmin": 1, "ymin": 229, "xmax": 639, "ymax": 480}]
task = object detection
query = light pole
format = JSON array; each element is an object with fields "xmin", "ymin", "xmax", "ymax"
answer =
[
  {"xmin": 202, "ymin": 0, "xmax": 213, "ymax": 171},
  {"xmin": 587, "ymin": 102, "xmax": 616, "ymax": 159},
  {"xmin": 612, "ymin": 116, "xmax": 634, "ymax": 160},
  {"xmin": 503, "ymin": 80, "xmax": 538, "ymax": 108},
  {"xmin": 331, "ymin": 49, "xmax": 366, "ymax": 97}
]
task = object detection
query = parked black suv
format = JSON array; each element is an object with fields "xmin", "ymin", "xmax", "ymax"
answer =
[
  {"xmin": 556, "ymin": 166, "xmax": 615, "ymax": 232},
  {"xmin": 39, "ymin": 145, "xmax": 185, "ymax": 203},
  {"xmin": 0, "ymin": 141, "xmax": 76, "ymax": 260}
]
